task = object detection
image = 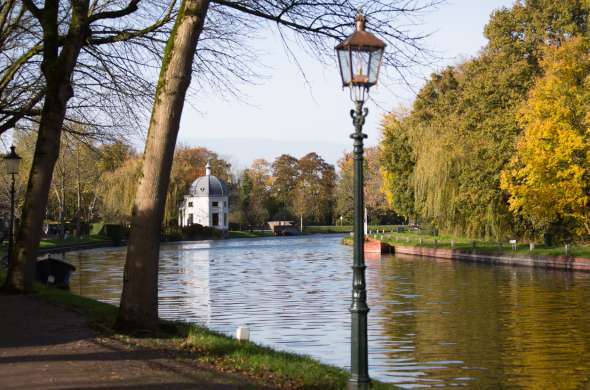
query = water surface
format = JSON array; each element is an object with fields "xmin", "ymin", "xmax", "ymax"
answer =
[{"xmin": 67, "ymin": 234, "xmax": 590, "ymax": 389}]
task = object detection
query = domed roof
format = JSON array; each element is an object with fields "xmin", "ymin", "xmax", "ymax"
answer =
[{"xmin": 189, "ymin": 161, "xmax": 228, "ymax": 197}]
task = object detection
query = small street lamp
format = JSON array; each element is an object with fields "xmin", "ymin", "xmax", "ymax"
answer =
[
  {"xmin": 4, "ymin": 145, "xmax": 21, "ymax": 268},
  {"xmin": 336, "ymin": 10, "xmax": 386, "ymax": 390}
]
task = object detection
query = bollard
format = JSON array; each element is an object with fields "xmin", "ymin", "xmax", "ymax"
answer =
[
  {"xmin": 236, "ymin": 326, "xmax": 250, "ymax": 342},
  {"xmin": 451, "ymin": 240, "xmax": 455, "ymax": 249},
  {"xmin": 565, "ymin": 244, "xmax": 571, "ymax": 256},
  {"xmin": 419, "ymin": 238, "xmax": 423, "ymax": 246},
  {"xmin": 529, "ymin": 242, "xmax": 535, "ymax": 252}
]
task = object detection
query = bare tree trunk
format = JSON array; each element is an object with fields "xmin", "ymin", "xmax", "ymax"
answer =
[
  {"xmin": 88, "ymin": 192, "xmax": 97, "ymax": 221},
  {"xmin": 5, "ymin": 94, "xmax": 72, "ymax": 292},
  {"xmin": 75, "ymin": 143, "xmax": 81, "ymax": 237},
  {"xmin": 60, "ymin": 169, "xmax": 66, "ymax": 240},
  {"xmin": 116, "ymin": 0, "xmax": 210, "ymax": 329},
  {"xmin": 3, "ymin": 0, "xmax": 89, "ymax": 293}
]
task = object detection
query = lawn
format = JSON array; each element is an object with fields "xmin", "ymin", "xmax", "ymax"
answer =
[
  {"xmin": 360, "ymin": 230, "xmax": 590, "ymax": 259},
  {"xmin": 228, "ymin": 230, "xmax": 274, "ymax": 238},
  {"xmin": 38, "ymin": 235, "xmax": 111, "ymax": 248}
]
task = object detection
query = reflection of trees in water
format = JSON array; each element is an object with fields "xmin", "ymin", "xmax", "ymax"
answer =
[
  {"xmin": 500, "ymin": 270, "xmax": 590, "ymax": 389},
  {"xmin": 370, "ymin": 256, "xmax": 590, "ymax": 388},
  {"xmin": 67, "ymin": 248, "xmax": 126, "ymax": 305}
]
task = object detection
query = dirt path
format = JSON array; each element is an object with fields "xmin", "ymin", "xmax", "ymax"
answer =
[{"xmin": 0, "ymin": 295, "xmax": 269, "ymax": 390}]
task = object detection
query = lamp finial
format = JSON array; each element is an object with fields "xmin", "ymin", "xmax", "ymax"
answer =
[{"xmin": 355, "ymin": 9, "xmax": 365, "ymax": 31}]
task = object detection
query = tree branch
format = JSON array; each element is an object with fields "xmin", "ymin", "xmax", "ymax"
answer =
[
  {"xmin": 21, "ymin": 0, "xmax": 43, "ymax": 21},
  {"xmin": 89, "ymin": 0, "xmax": 141, "ymax": 23}
]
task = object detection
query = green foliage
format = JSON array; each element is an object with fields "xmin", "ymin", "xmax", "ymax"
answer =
[
  {"xmin": 294, "ymin": 152, "xmax": 336, "ymax": 225},
  {"xmin": 379, "ymin": 0, "xmax": 590, "ymax": 240},
  {"xmin": 379, "ymin": 115, "xmax": 415, "ymax": 221},
  {"xmin": 232, "ymin": 153, "xmax": 337, "ymax": 228},
  {"xmin": 233, "ymin": 162, "xmax": 271, "ymax": 227},
  {"xmin": 336, "ymin": 146, "xmax": 399, "ymax": 225}
]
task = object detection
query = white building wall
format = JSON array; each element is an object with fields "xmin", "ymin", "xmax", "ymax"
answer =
[{"xmin": 179, "ymin": 195, "xmax": 229, "ymax": 230}]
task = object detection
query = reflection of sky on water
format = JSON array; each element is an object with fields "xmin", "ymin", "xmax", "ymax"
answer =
[{"xmin": 67, "ymin": 235, "xmax": 590, "ymax": 389}]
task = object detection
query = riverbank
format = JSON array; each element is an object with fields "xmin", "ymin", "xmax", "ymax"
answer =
[
  {"xmin": 343, "ymin": 236, "xmax": 590, "ymax": 272},
  {"xmin": 38, "ymin": 235, "xmax": 116, "ymax": 254},
  {"xmin": 1, "ymin": 273, "xmax": 394, "ymax": 389},
  {"xmin": 228, "ymin": 230, "xmax": 274, "ymax": 239}
]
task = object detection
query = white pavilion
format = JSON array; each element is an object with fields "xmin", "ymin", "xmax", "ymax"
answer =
[{"xmin": 178, "ymin": 161, "xmax": 229, "ymax": 232}]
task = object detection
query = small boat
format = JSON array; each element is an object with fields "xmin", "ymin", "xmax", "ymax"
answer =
[{"xmin": 36, "ymin": 257, "xmax": 76, "ymax": 289}]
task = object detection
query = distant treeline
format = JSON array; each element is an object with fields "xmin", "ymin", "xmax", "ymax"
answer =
[{"xmin": 8, "ymin": 132, "xmax": 400, "ymax": 232}]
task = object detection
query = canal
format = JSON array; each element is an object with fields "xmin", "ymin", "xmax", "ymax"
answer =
[{"xmin": 66, "ymin": 234, "xmax": 590, "ymax": 389}]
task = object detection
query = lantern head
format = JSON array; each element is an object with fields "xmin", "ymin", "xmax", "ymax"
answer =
[{"xmin": 336, "ymin": 11, "xmax": 386, "ymax": 102}]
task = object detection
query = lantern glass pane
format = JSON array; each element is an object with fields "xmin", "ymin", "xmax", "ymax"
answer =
[
  {"xmin": 337, "ymin": 48, "xmax": 351, "ymax": 85},
  {"xmin": 5, "ymin": 158, "xmax": 19, "ymax": 175},
  {"xmin": 368, "ymin": 49, "xmax": 384, "ymax": 84},
  {"xmin": 351, "ymin": 49, "xmax": 370, "ymax": 84}
]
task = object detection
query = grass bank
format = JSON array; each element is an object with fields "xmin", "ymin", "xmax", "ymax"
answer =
[
  {"xmin": 304, "ymin": 226, "xmax": 352, "ymax": 234},
  {"xmin": 344, "ymin": 230, "xmax": 590, "ymax": 259},
  {"xmin": 228, "ymin": 230, "xmax": 274, "ymax": 239},
  {"xmin": 39, "ymin": 235, "xmax": 111, "ymax": 248},
  {"xmin": 1, "ymin": 270, "xmax": 393, "ymax": 389}
]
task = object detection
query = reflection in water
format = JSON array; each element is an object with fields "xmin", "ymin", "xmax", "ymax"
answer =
[{"xmin": 67, "ymin": 235, "xmax": 590, "ymax": 389}]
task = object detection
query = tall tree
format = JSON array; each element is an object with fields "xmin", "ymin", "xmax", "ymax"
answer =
[
  {"xmin": 296, "ymin": 153, "xmax": 335, "ymax": 225},
  {"xmin": 501, "ymin": 37, "xmax": 590, "ymax": 235},
  {"xmin": 271, "ymin": 154, "xmax": 299, "ymax": 216},
  {"xmin": 117, "ymin": 0, "xmax": 440, "ymax": 328},
  {"xmin": 117, "ymin": 0, "xmax": 211, "ymax": 329},
  {"xmin": 337, "ymin": 146, "xmax": 396, "ymax": 225},
  {"xmin": 4, "ymin": 0, "xmax": 173, "ymax": 293},
  {"xmin": 379, "ymin": 114, "xmax": 415, "ymax": 222}
]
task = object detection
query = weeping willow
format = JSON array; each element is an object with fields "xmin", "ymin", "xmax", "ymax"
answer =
[
  {"xmin": 98, "ymin": 157, "xmax": 142, "ymax": 223},
  {"xmin": 412, "ymin": 122, "xmax": 460, "ymax": 232}
]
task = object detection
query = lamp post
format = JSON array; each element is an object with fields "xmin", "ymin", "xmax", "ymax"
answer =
[
  {"xmin": 4, "ymin": 145, "xmax": 21, "ymax": 268},
  {"xmin": 336, "ymin": 10, "xmax": 386, "ymax": 390}
]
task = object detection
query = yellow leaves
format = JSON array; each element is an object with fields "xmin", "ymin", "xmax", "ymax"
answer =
[
  {"xmin": 501, "ymin": 37, "xmax": 590, "ymax": 232},
  {"xmin": 380, "ymin": 169, "xmax": 396, "ymax": 209}
]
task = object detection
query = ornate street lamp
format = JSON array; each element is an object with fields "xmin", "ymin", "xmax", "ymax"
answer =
[
  {"xmin": 4, "ymin": 145, "xmax": 21, "ymax": 268},
  {"xmin": 336, "ymin": 10, "xmax": 386, "ymax": 390}
]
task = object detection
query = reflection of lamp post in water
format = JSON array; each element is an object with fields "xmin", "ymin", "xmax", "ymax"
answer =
[
  {"xmin": 335, "ymin": 10, "xmax": 386, "ymax": 390},
  {"xmin": 3, "ymin": 145, "xmax": 21, "ymax": 268}
]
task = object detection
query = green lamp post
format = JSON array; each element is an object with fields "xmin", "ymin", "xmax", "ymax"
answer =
[
  {"xmin": 336, "ymin": 10, "xmax": 386, "ymax": 390},
  {"xmin": 4, "ymin": 145, "xmax": 21, "ymax": 268}
]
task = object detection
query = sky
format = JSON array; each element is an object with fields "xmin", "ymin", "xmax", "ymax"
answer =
[{"xmin": 177, "ymin": 0, "xmax": 516, "ymax": 170}]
